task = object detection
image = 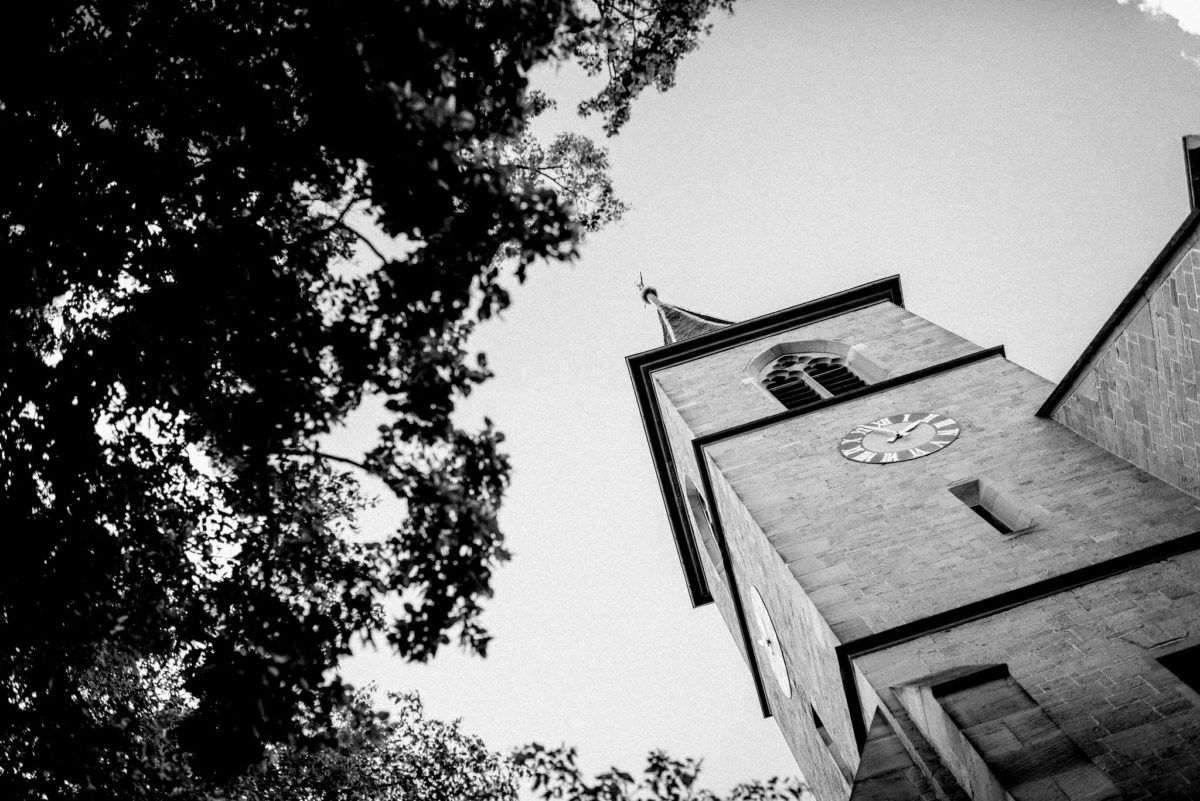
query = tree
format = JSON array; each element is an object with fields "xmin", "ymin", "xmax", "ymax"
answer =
[
  {"xmin": 569, "ymin": 0, "xmax": 738, "ymax": 136},
  {"xmin": 1, "ymin": 0, "xmax": 737, "ymax": 796},
  {"xmin": 230, "ymin": 692, "xmax": 522, "ymax": 801},
  {"xmin": 516, "ymin": 745, "xmax": 810, "ymax": 801},
  {"xmin": 229, "ymin": 694, "xmax": 809, "ymax": 801}
]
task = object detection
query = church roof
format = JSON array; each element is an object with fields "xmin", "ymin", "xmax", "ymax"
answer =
[
  {"xmin": 639, "ymin": 282, "xmax": 732, "ymax": 345},
  {"xmin": 1039, "ymin": 207, "xmax": 1200, "ymax": 417}
]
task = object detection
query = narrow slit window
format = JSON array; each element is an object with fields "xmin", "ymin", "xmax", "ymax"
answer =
[
  {"xmin": 948, "ymin": 479, "xmax": 1033, "ymax": 535},
  {"xmin": 685, "ymin": 480, "xmax": 726, "ymax": 586},
  {"xmin": 1159, "ymin": 646, "xmax": 1200, "ymax": 693},
  {"xmin": 812, "ymin": 707, "xmax": 853, "ymax": 784},
  {"xmin": 968, "ymin": 502, "xmax": 1012, "ymax": 534}
]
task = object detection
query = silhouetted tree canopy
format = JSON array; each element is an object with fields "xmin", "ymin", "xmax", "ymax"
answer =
[
  {"xmin": 232, "ymin": 695, "xmax": 810, "ymax": 801},
  {"xmin": 516, "ymin": 743, "xmax": 810, "ymax": 801},
  {"xmin": 231, "ymin": 692, "xmax": 522, "ymax": 801},
  {"xmin": 1, "ymin": 1, "xmax": 736, "ymax": 797}
]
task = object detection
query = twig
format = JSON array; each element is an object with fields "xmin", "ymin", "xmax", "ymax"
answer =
[
  {"xmin": 281, "ymin": 447, "xmax": 373, "ymax": 473},
  {"xmin": 335, "ymin": 221, "xmax": 390, "ymax": 266}
]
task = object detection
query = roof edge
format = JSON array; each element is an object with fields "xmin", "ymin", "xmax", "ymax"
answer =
[
  {"xmin": 629, "ymin": 275, "xmax": 905, "ymax": 368},
  {"xmin": 1037, "ymin": 209, "xmax": 1200, "ymax": 418},
  {"xmin": 662, "ymin": 302, "xmax": 733, "ymax": 328}
]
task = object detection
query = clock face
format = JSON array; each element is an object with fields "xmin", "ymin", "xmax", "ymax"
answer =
[
  {"xmin": 839, "ymin": 411, "xmax": 960, "ymax": 464},
  {"xmin": 749, "ymin": 586, "xmax": 791, "ymax": 698}
]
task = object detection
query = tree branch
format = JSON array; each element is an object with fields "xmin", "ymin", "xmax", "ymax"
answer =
[
  {"xmin": 281, "ymin": 448, "xmax": 373, "ymax": 474},
  {"xmin": 288, "ymin": 191, "xmax": 364, "ymax": 253},
  {"xmin": 335, "ymin": 221, "xmax": 390, "ymax": 266},
  {"xmin": 507, "ymin": 164, "xmax": 579, "ymax": 199}
]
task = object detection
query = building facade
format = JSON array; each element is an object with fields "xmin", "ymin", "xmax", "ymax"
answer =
[{"xmin": 628, "ymin": 212, "xmax": 1200, "ymax": 800}]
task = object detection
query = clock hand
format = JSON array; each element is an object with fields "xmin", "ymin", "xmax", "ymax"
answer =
[
  {"xmin": 891, "ymin": 420, "xmax": 922, "ymax": 440},
  {"xmin": 860, "ymin": 424, "xmax": 904, "ymax": 443}
]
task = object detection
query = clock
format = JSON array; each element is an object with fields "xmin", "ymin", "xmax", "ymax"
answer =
[
  {"xmin": 839, "ymin": 411, "xmax": 960, "ymax": 464},
  {"xmin": 749, "ymin": 586, "xmax": 791, "ymax": 698}
]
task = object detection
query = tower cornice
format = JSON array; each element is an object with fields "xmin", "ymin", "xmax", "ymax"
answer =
[
  {"xmin": 626, "ymin": 275, "xmax": 906, "ymax": 609},
  {"xmin": 690, "ymin": 345, "xmax": 1004, "ymax": 722}
]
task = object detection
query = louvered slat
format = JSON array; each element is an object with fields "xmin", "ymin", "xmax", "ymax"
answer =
[
  {"xmin": 767, "ymin": 376, "xmax": 821, "ymax": 410},
  {"xmin": 808, "ymin": 363, "xmax": 866, "ymax": 395}
]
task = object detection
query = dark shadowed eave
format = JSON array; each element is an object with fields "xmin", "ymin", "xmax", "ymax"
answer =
[{"xmin": 638, "ymin": 282, "xmax": 733, "ymax": 345}]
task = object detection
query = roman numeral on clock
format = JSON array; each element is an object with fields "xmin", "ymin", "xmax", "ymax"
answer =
[{"xmin": 840, "ymin": 411, "xmax": 959, "ymax": 464}]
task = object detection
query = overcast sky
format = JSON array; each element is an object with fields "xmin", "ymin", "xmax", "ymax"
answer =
[{"xmin": 338, "ymin": 1, "xmax": 1200, "ymax": 794}]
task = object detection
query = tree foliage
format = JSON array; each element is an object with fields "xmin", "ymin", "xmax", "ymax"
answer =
[
  {"xmin": 1, "ymin": 0, "xmax": 736, "ymax": 796},
  {"xmin": 570, "ymin": 0, "xmax": 738, "ymax": 135},
  {"xmin": 231, "ymin": 697, "xmax": 809, "ymax": 801},
  {"xmin": 516, "ymin": 744, "xmax": 810, "ymax": 801},
  {"xmin": 231, "ymin": 692, "xmax": 521, "ymax": 801}
]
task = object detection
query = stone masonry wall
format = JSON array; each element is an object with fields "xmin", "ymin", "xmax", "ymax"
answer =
[
  {"xmin": 653, "ymin": 301, "xmax": 980, "ymax": 438},
  {"xmin": 654, "ymin": 381, "xmax": 746, "ymax": 662},
  {"xmin": 856, "ymin": 551, "xmax": 1200, "ymax": 800},
  {"xmin": 647, "ymin": 292, "xmax": 1200, "ymax": 799},
  {"xmin": 657, "ymin": 381, "xmax": 868, "ymax": 799},
  {"xmin": 1053, "ymin": 227, "xmax": 1200, "ymax": 499},
  {"xmin": 703, "ymin": 354, "xmax": 1200, "ymax": 642},
  {"xmin": 706, "ymin": 448, "xmax": 864, "ymax": 801}
]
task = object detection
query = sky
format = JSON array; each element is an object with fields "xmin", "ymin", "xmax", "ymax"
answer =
[{"xmin": 338, "ymin": 1, "xmax": 1200, "ymax": 794}]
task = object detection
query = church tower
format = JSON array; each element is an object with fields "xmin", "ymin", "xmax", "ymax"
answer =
[{"xmin": 629, "ymin": 222, "xmax": 1200, "ymax": 799}]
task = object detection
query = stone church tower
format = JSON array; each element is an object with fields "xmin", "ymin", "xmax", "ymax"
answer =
[{"xmin": 629, "ymin": 209, "xmax": 1200, "ymax": 799}]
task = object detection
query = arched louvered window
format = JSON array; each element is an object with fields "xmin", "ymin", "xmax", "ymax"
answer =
[{"xmin": 759, "ymin": 353, "xmax": 868, "ymax": 410}]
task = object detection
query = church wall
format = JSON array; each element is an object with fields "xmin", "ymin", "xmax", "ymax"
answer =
[
  {"xmin": 653, "ymin": 377, "xmax": 861, "ymax": 799},
  {"xmin": 653, "ymin": 381, "xmax": 748, "ymax": 664},
  {"xmin": 652, "ymin": 302, "xmax": 980, "ymax": 438},
  {"xmin": 855, "ymin": 551, "xmax": 1200, "ymax": 801},
  {"xmin": 701, "ymin": 354, "xmax": 1200, "ymax": 642},
  {"xmin": 1052, "ymin": 227, "xmax": 1200, "ymax": 499},
  {"xmin": 641, "ymin": 283, "xmax": 1200, "ymax": 799},
  {"xmin": 705, "ymin": 448, "xmax": 860, "ymax": 801}
]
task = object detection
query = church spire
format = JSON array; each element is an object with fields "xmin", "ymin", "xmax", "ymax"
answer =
[{"xmin": 637, "ymin": 276, "xmax": 732, "ymax": 346}]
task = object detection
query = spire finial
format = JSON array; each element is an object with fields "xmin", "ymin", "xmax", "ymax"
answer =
[
  {"xmin": 637, "ymin": 273, "xmax": 658, "ymax": 305},
  {"xmin": 634, "ymin": 279, "xmax": 733, "ymax": 345}
]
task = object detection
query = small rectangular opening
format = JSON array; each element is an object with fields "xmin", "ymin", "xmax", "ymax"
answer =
[
  {"xmin": 1184, "ymin": 135, "xmax": 1200, "ymax": 210},
  {"xmin": 948, "ymin": 478, "xmax": 1032, "ymax": 535},
  {"xmin": 968, "ymin": 503, "xmax": 1012, "ymax": 534},
  {"xmin": 812, "ymin": 707, "xmax": 853, "ymax": 785},
  {"xmin": 1159, "ymin": 645, "xmax": 1200, "ymax": 694}
]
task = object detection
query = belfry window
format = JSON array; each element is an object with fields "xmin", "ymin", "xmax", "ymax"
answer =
[{"xmin": 760, "ymin": 353, "xmax": 868, "ymax": 410}]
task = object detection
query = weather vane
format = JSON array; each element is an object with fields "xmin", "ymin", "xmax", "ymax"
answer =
[{"xmin": 636, "ymin": 272, "xmax": 656, "ymax": 305}]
